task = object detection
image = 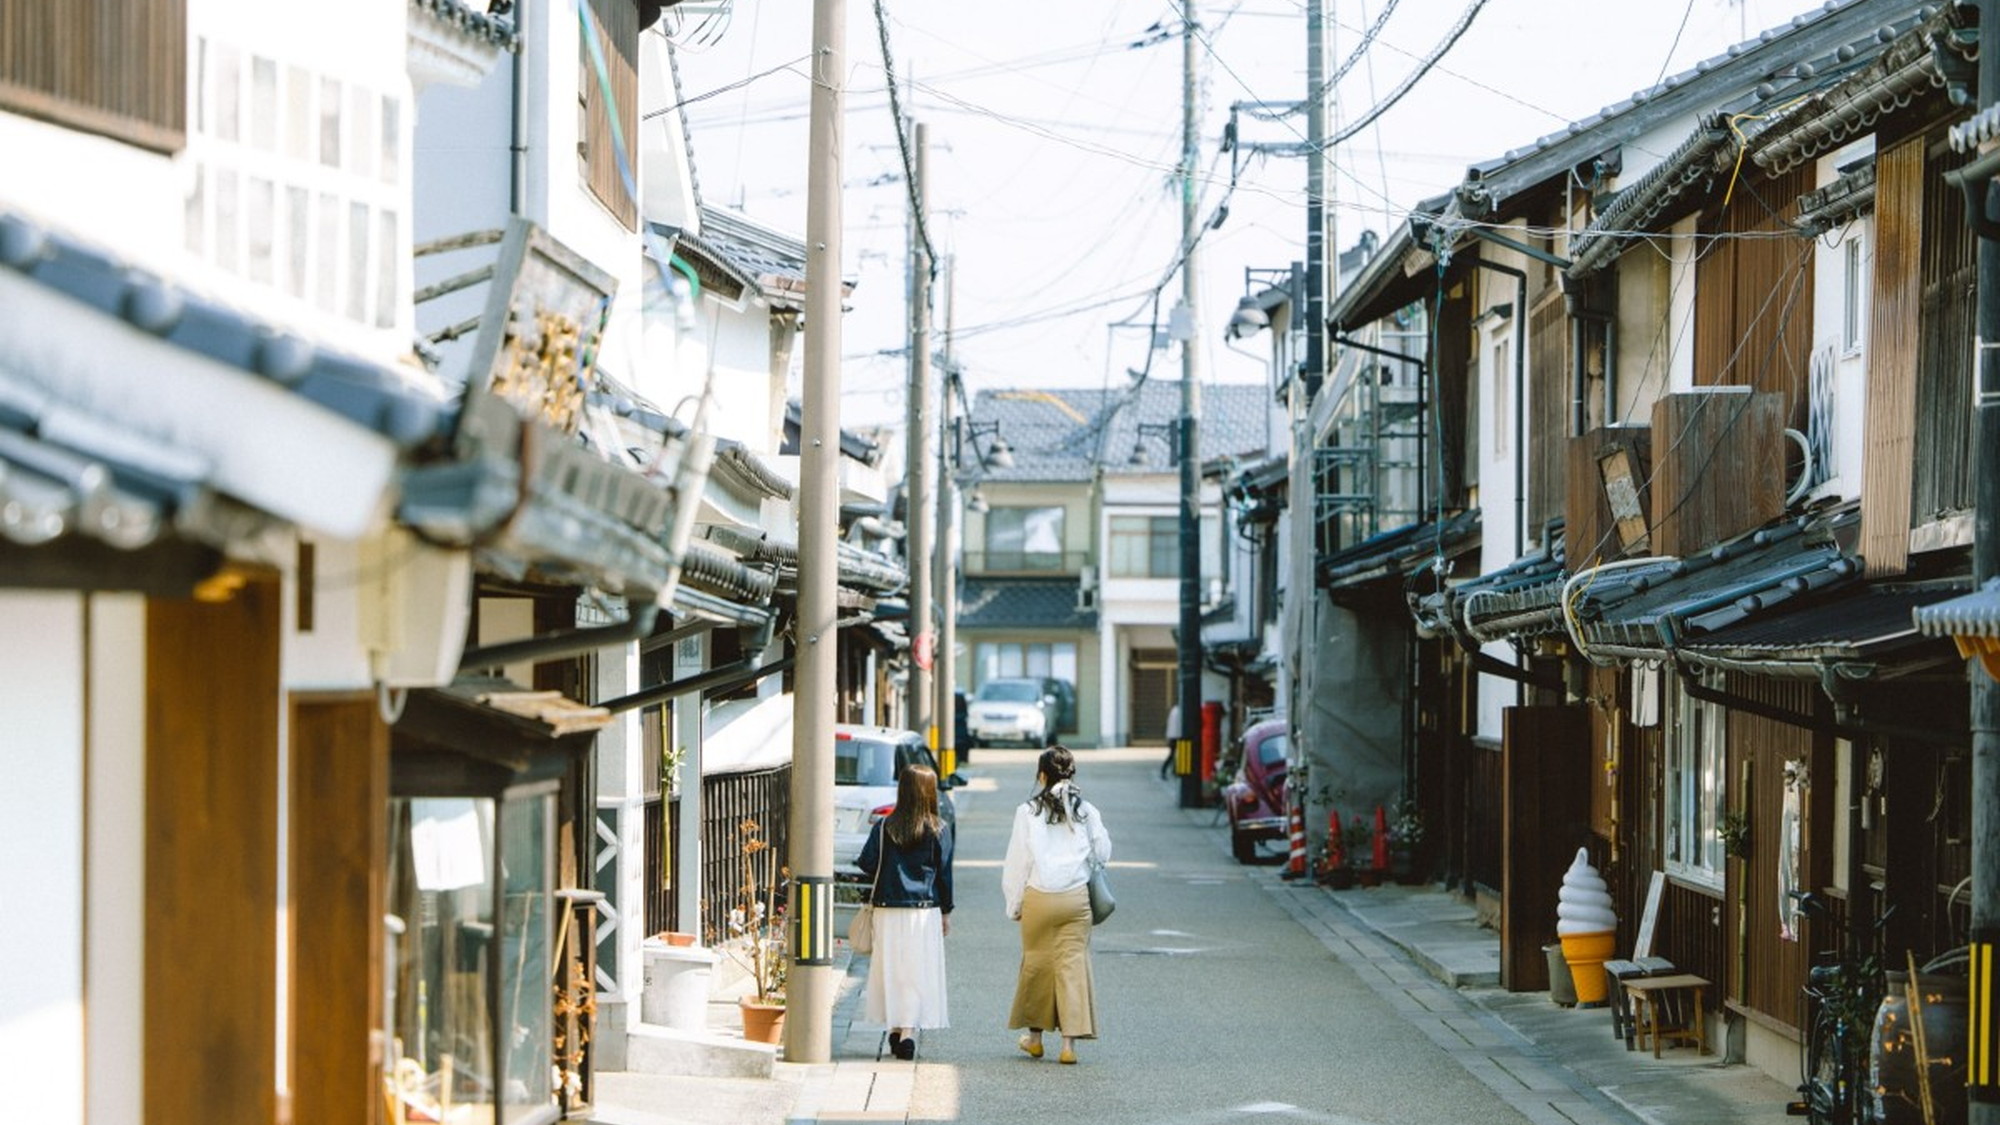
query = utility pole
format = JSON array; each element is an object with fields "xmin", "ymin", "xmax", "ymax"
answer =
[
  {"xmin": 1175, "ymin": 0, "xmax": 1205, "ymax": 809},
  {"xmin": 905, "ymin": 122, "xmax": 934, "ymax": 744},
  {"xmin": 1970, "ymin": 3, "xmax": 2000, "ymax": 1121},
  {"xmin": 935, "ymin": 255, "xmax": 960, "ymax": 781},
  {"xmin": 785, "ymin": 0, "xmax": 843, "ymax": 1065},
  {"xmin": 1290, "ymin": 0, "xmax": 1329, "ymax": 859}
]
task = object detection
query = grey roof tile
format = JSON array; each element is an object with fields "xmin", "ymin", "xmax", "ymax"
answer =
[
  {"xmin": 968, "ymin": 380, "xmax": 1275, "ymax": 484},
  {"xmin": 957, "ymin": 577, "xmax": 1096, "ymax": 630}
]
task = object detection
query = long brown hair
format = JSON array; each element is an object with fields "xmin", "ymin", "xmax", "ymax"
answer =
[{"xmin": 885, "ymin": 764, "xmax": 942, "ymax": 847}]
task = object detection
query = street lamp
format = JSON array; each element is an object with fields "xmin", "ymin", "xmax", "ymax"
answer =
[
  {"xmin": 1225, "ymin": 294, "xmax": 1270, "ymax": 339},
  {"xmin": 1130, "ymin": 421, "xmax": 1176, "ymax": 467}
]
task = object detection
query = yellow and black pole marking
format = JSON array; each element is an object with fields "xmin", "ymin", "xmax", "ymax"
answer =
[
  {"xmin": 791, "ymin": 875, "xmax": 833, "ymax": 967},
  {"xmin": 1974, "ymin": 928, "xmax": 1999, "ymax": 1101},
  {"xmin": 1174, "ymin": 737, "xmax": 1195, "ymax": 777}
]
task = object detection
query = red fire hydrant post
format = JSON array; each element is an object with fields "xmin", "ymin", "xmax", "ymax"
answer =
[{"xmin": 1199, "ymin": 701, "xmax": 1222, "ymax": 803}]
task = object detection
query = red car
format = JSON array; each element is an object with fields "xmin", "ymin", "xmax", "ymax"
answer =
[{"xmin": 1224, "ymin": 719, "xmax": 1290, "ymax": 864}]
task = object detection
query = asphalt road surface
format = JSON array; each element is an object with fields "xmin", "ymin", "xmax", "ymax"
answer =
[{"xmin": 900, "ymin": 747, "xmax": 1535, "ymax": 1125}]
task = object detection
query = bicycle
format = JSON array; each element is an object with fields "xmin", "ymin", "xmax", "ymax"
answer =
[{"xmin": 1788, "ymin": 892, "xmax": 1890, "ymax": 1125}]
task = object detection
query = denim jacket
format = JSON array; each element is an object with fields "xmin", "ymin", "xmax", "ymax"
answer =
[{"xmin": 858, "ymin": 820, "xmax": 955, "ymax": 914}]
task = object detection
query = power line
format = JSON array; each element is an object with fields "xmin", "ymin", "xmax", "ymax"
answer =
[
  {"xmin": 1329, "ymin": 0, "xmax": 1488, "ymax": 147},
  {"xmin": 872, "ymin": 0, "xmax": 940, "ymax": 275}
]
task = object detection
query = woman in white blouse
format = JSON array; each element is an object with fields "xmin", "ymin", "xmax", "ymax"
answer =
[{"xmin": 1001, "ymin": 745, "xmax": 1112, "ymax": 1065}]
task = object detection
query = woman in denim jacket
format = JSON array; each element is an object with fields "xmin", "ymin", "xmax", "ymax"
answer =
[{"xmin": 856, "ymin": 764, "xmax": 954, "ymax": 1059}]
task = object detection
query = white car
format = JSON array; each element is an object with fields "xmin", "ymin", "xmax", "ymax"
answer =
[
  {"xmin": 966, "ymin": 677, "xmax": 1063, "ymax": 747},
  {"xmin": 833, "ymin": 724, "xmax": 958, "ymax": 878}
]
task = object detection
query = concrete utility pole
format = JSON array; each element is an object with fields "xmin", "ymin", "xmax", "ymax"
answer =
[
  {"xmin": 905, "ymin": 122, "xmax": 934, "ymax": 743},
  {"xmin": 1287, "ymin": 0, "xmax": 1329, "ymax": 859},
  {"xmin": 935, "ymin": 255, "xmax": 960, "ymax": 781},
  {"xmin": 1175, "ymin": 0, "xmax": 1206, "ymax": 809},
  {"xmin": 785, "ymin": 0, "xmax": 844, "ymax": 1064}
]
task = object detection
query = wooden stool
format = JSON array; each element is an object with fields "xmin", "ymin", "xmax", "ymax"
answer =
[
  {"xmin": 1621, "ymin": 973, "xmax": 1710, "ymax": 1059},
  {"xmin": 1606, "ymin": 956, "xmax": 1677, "ymax": 1050}
]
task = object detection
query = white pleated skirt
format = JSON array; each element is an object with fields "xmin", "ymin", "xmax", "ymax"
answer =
[{"xmin": 863, "ymin": 906, "xmax": 950, "ymax": 1029}]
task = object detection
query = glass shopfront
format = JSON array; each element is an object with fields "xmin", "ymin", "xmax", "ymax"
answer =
[{"xmin": 385, "ymin": 784, "xmax": 556, "ymax": 1125}]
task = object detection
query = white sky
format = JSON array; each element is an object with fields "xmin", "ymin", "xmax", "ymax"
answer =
[{"xmin": 665, "ymin": 0, "xmax": 1829, "ymax": 433}]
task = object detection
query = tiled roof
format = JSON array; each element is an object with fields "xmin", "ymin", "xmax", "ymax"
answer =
[
  {"xmin": 968, "ymin": 380, "xmax": 1274, "ymax": 484},
  {"xmin": 957, "ymin": 577, "xmax": 1096, "ymax": 630},
  {"xmin": 1576, "ymin": 509, "xmax": 1863, "ymax": 660},
  {"xmin": 1320, "ymin": 509, "xmax": 1480, "ymax": 593},
  {"xmin": 1681, "ymin": 582, "xmax": 1965, "ymax": 667},
  {"xmin": 1914, "ymin": 577, "xmax": 2000, "ymax": 639},
  {"xmin": 409, "ymin": 0, "xmax": 519, "ymax": 49}
]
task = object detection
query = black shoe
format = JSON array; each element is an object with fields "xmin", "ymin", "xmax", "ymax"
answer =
[
  {"xmin": 894, "ymin": 1035, "xmax": 916, "ymax": 1061},
  {"xmin": 887, "ymin": 1030, "xmax": 904, "ymax": 1056}
]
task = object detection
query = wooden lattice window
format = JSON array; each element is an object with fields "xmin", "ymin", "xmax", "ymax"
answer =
[
  {"xmin": 0, "ymin": 0, "xmax": 186, "ymax": 153},
  {"xmin": 578, "ymin": 0, "xmax": 638, "ymax": 230}
]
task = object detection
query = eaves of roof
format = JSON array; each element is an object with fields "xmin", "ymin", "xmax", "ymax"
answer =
[
  {"xmin": 956, "ymin": 576, "xmax": 1096, "ymax": 631},
  {"xmin": 1566, "ymin": 114, "xmax": 1736, "ymax": 279},
  {"xmin": 1576, "ymin": 509, "xmax": 1863, "ymax": 662},
  {"xmin": 1457, "ymin": 0, "xmax": 1912, "ymax": 214},
  {"xmin": 1333, "ymin": 0, "xmax": 1916, "ymax": 330},
  {"xmin": 1319, "ymin": 509, "xmax": 1480, "ymax": 593},
  {"xmin": 1794, "ymin": 163, "xmax": 1878, "ymax": 237},
  {"xmin": 409, "ymin": 0, "xmax": 519, "ymax": 50},
  {"xmin": 1914, "ymin": 576, "xmax": 2000, "ymax": 638},
  {"xmin": 654, "ymin": 225, "xmax": 756, "ymax": 304},
  {"xmin": 1748, "ymin": 4, "xmax": 1975, "ymax": 176},
  {"xmin": 1677, "ymin": 581, "xmax": 1965, "ymax": 674}
]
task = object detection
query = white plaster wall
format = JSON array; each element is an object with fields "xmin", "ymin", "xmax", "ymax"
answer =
[
  {"xmin": 637, "ymin": 33, "xmax": 697, "ymax": 233},
  {"xmin": 1806, "ymin": 140, "xmax": 1875, "ymax": 505},
  {"xmin": 286, "ymin": 537, "xmax": 374, "ymax": 689},
  {"xmin": 1615, "ymin": 242, "xmax": 1674, "ymax": 426},
  {"xmin": 0, "ymin": 592, "xmax": 85, "ymax": 1124},
  {"xmin": 1474, "ymin": 267, "xmax": 1523, "ymax": 745},
  {"xmin": 1667, "ymin": 216, "xmax": 1700, "ymax": 394},
  {"xmin": 87, "ymin": 595, "xmax": 147, "ymax": 1125}
]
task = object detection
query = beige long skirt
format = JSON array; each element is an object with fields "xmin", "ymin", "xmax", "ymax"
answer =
[{"xmin": 1006, "ymin": 885, "xmax": 1097, "ymax": 1038}]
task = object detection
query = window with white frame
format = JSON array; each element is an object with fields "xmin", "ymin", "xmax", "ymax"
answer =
[
  {"xmin": 1666, "ymin": 670, "xmax": 1727, "ymax": 886},
  {"xmin": 1842, "ymin": 235, "xmax": 1866, "ymax": 354},
  {"xmin": 1108, "ymin": 515, "xmax": 1177, "ymax": 578},
  {"xmin": 1489, "ymin": 330, "xmax": 1511, "ymax": 457}
]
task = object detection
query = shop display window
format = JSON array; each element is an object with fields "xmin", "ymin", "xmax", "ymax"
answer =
[{"xmin": 385, "ymin": 783, "xmax": 556, "ymax": 1125}]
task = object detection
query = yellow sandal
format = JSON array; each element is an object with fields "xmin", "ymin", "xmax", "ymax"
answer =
[{"xmin": 1017, "ymin": 1033, "xmax": 1044, "ymax": 1059}]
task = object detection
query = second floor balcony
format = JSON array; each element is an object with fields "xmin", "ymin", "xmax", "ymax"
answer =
[{"xmin": 963, "ymin": 550, "xmax": 1089, "ymax": 576}]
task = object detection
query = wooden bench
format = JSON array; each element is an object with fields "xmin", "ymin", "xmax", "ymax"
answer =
[{"xmin": 1620, "ymin": 973, "xmax": 1710, "ymax": 1059}]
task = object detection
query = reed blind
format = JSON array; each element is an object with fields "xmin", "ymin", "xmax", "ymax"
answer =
[{"xmin": 0, "ymin": 0, "xmax": 186, "ymax": 153}]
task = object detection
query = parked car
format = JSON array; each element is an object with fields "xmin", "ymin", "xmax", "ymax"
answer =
[
  {"xmin": 833, "ymin": 724, "xmax": 958, "ymax": 877},
  {"xmin": 1224, "ymin": 718, "xmax": 1290, "ymax": 864},
  {"xmin": 966, "ymin": 676, "xmax": 1070, "ymax": 747}
]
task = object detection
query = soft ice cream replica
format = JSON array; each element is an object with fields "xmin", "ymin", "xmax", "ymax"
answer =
[{"xmin": 1556, "ymin": 847, "xmax": 1617, "ymax": 1005}]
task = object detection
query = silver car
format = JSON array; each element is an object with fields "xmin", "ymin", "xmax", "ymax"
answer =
[
  {"xmin": 966, "ymin": 677, "xmax": 1065, "ymax": 747},
  {"xmin": 833, "ymin": 724, "xmax": 957, "ymax": 877}
]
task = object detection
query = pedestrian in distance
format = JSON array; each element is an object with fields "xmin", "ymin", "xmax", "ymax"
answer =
[
  {"xmin": 857, "ymin": 763, "xmax": 954, "ymax": 1060},
  {"xmin": 1002, "ymin": 745, "xmax": 1111, "ymax": 1065}
]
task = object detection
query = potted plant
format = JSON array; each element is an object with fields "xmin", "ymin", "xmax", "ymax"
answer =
[
  {"xmin": 1717, "ymin": 809, "xmax": 1751, "ymax": 860},
  {"xmin": 1388, "ymin": 801, "xmax": 1426, "ymax": 884},
  {"xmin": 723, "ymin": 817, "xmax": 788, "ymax": 1044},
  {"xmin": 1345, "ymin": 816, "xmax": 1383, "ymax": 886}
]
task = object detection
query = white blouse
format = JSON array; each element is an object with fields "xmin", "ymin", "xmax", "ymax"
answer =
[{"xmin": 1001, "ymin": 785, "xmax": 1112, "ymax": 919}]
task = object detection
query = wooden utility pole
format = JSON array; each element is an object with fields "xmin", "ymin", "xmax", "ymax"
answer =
[{"xmin": 785, "ymin": 0, "xmax": 844, "ymax": 1065}]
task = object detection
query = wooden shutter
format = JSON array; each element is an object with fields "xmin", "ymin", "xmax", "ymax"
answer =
[
  {"xmin": 1862, "ymin": 136, "xmax": 1924, "ymax": 576},
  {"xmin": 0, "ymin": 0, "xmax": 186, "ymax": 152},
  {"xmin": 1528, "ymin": 289, "xmax": 1569, "ymax": 535},
  {"xmin": 146, "ymin": 577, "xmax": 281, "ymax": 1125},
  {"xmin": 1501, "ymin": 704, "xmax": 1591, "ymax": 991},
  {"xmin": 579, "ymin": 0, "xmax": 638, "ymax": 230},
  {"xmin": 290, "ymin": 694, "xmax": 388, "ymax": 1125},
  {"xmin": 1913, "ymin": 141, "xmax": 1977, "ymax": 524},
  {"xmin": 1693, "ymin": 164, "xmax": 1816, "ymax": 417}
]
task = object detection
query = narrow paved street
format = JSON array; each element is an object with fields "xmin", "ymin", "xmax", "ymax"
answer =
[{"xmin": 894, "ymin": 747, "xmax": 1545, "ymax": 1125}]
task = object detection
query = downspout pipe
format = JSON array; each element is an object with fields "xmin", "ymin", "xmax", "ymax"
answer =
[
  {"xmin": 509, "ymin": 0, "xmax": 528, "ymax": 214},
  {"xmin": 1673, "ymin": 660, "xmax": 1964, "ymax": 747},
  {"xmin": 459, "ymin": 601, "xmax": 660, "ymax": 673},
  {"xmin": 1452, "ymin": 633, "xmax": 1564, "ymax": 692},
  {"xmin": 598, "ymin": 654, "xmax": 797, "ymax": 714}
]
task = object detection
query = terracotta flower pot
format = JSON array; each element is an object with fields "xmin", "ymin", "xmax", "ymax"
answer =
[
  {"xmin": 739, "ymin": 997, "xmax": 786, "ymax": 1044},
  {"xmin": 658, "ymin": 930, "xmax": 697, "ymax": 947}
]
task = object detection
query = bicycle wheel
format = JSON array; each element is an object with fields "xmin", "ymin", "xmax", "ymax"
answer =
[{"xmin": 1803, "ymin": 1012, "xmax": 1843, "ymax": 1125}]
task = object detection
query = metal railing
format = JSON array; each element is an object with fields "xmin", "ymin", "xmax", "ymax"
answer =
[{"xmin": 962, "ymin": 550, "xmax": 1088, "ymax": 575}]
